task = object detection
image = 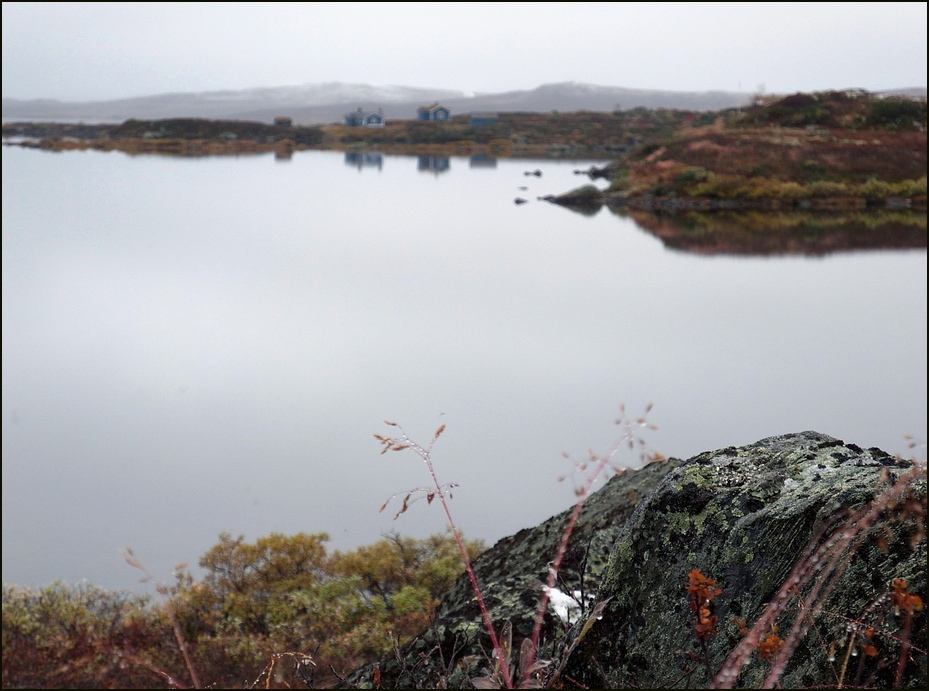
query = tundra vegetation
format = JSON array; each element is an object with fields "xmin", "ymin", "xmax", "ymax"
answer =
[
  {"xmin": 601, "ymin": 90, "xmax": 926, "ymax": 208},
  {"xmin": 2, "ymin": 532, "xmax": 485, "ymax": 688}
]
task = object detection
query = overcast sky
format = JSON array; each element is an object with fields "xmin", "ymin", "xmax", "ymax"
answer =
[{"xmin": 2, "ymin": 2, "xmax": 927, "ymax": 102}]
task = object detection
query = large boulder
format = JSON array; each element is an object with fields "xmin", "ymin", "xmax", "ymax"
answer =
[
  {"xmin": 344, "ymin": 459, "xmax": 681, "ymax": 688},
  {"xmin": 345, "ymin": 432, "xmax": 926, "ymax": 688},
  {"xmin": 564, "ymin": 431, "xmax": 925, "ymax": 689}
]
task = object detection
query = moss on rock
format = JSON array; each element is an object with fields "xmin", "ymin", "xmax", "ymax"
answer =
[
  {"xmin": 344, "ymin": 432, "xmax": 925, "ymax": 688},
  {"xmin": 344, "ymin": 460, "xmax": 681, "ymax": 688},
  {"xmin": 564, "ymin": 431, "xmax": 925, "ymax": 688}
]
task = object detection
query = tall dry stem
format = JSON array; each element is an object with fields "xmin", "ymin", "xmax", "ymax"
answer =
[
  {"xmin": 522, "ymin": 404, "xmax": 663, "ymax": 688},
  {"xmin": 122, "ymin": 548, "xmax": 202, "ymax": 689},
  {"xmin": 376, "ymin": 421, "xmax": 514, "ymax": 689},
  {"xmin": 377, "ymin": 406, "xmax": 661, "ymax": 689}
]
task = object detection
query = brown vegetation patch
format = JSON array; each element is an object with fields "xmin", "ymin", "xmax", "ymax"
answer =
[{"xmin": 637, "ymin": 127, "xmax": 926, "ymax": 187}]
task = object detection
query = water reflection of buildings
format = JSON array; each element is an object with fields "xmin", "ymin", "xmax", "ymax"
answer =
[
  {"xmin": 468, "ymin": 154, "xmax": 497, "ymax": 169},
  {"xmin": 417, "ymin": 155, "xmax": 450, "ymax": 174},
  {"xmin": 344, "ymin": 151, "xmax": 383, "ymax": 171}
]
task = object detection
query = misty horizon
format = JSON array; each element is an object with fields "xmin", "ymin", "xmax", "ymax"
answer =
[
  {"xmin": 5, "ymin": 79, "xmax": 927, "ymax": 106},
  {"xmin": 3, "ymin": 3, "xmax": 925, "ymax": 104},
  {"xmin": 5, "ymin": 79, "xmax": 926, "ymax": 127}
]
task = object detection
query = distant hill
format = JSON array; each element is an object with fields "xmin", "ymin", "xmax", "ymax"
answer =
[
  {"xmin": 2, "ymin": 83, "xmax": 467, "ymax": 123},
  {"xmin": 3, "ymin": 81, "xmax": 762, "ymax": 124},
  {"xmin": 6, "ymin": 81, "xmax": 924, "ymax": 125}
]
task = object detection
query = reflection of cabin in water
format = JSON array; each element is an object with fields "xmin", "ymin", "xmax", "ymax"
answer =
[
  {"xmin": 469, "ymin": 154, "xmax": 497, "ymax": 168},
  {"xmin": 344, "ymin": 151, "xmax": 383, "ymax": 170},
  {"xmin": 344, "ymin": 108, "xmax": 386, "ymax": 127},
  {"xmin": 417, "ymin": 103, "xmax": 451, "ymax": 121},
  {"xmin": 417, "ymin": 155, "xmax": 450, "ymax": 174}
]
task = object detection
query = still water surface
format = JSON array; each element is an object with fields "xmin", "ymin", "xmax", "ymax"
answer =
[{"xmin": 2, "ymin": 146, "xmax": 926, "ymax": 592}]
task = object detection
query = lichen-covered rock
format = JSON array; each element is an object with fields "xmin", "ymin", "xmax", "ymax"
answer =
[
  {"xmin": 343, "ymin": 432, "xmax": 926, "ymax": 688},
  {"xmin": 343, "ymin": 459, "xmax": 682, "ymax": 688},
  {"xmin": 563, "ymin": 431, "xmax": 926, "ymax": 689}
]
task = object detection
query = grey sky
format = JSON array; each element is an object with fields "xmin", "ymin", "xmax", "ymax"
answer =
[{"xmin": 2, "ymin": 2, "xmax": 926, "ymax": 102}]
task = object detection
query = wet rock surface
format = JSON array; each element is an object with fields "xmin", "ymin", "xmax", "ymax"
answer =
[
  {"xmin": 567, "ymin": 431, "xmax": 925, "ymax": 689},
  {"xmin": 344, "ymin": 432, "xmax": 926, "ymax": 688},
  {"xmin": 543, "ymin": 184, "xmax": 605, "ymax": 209},
  {"xmin": 343, "ymin": 459, "xmax": 681, "ymax": 688}
]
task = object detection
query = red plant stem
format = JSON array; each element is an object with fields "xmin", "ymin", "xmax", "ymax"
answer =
[
  {"xmin": 168, "ymin": 605, "xmax": 201, "ymax": 690},
  {"xmin": 124, "ymin": 555, "xmax": 201, "ymax": 689},
  {"xmin": 387, "ymin": 413, "xmax": 655, "ymax": 689},
  {"xmin": 895, "ymin": 609, "xmax": 914, "ymax": 688},
  {"xmin": 701, "ymin": 638, "xmax": 714, "ymax": 683},
  {"xmin": 420, "ymin": 439, "xmax": 514, "ymax": 689},
  {"xmin": 522, "ymin": 435, "xmax": 627, "ymax": 688},
  {"xmin": 763, "ymin": 533, "xmax": 854, "ymax": 688},
  {"xmin": 118, "ymin": 650, "xmax": 188, "ymax": 689}
]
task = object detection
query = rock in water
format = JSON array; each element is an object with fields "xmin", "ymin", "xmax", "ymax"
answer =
[{"xmin": 545, "ymin": 183, "xmax": 604, "ymax": 209}]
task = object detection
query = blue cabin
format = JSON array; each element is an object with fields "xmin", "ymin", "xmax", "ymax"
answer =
[
  {"xmin": 417, "ymin": 103, "xmax": 451, "ymax": 122},
  {"xmin": 344, "ymin": 108, "xmax": 386, "ymax": 127},
  {"xmin": 362, "ymin": 111, "xmax": 385, "ymax": 127}
]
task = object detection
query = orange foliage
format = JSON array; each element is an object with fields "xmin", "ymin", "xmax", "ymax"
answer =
[
  {"xmin": 890, "ymin": 578, "xmax": 924, "ymax": 614},
  {"xmin": 686, "ymin": 570, "xmax": 722, "ymax": 641}
]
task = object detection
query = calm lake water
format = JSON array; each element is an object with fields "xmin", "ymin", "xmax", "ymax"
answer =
[{"xmin": 2, "ymin": 146, "xmax": 926, "ymax": 593}]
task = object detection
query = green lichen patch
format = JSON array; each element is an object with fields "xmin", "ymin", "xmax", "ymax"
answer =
[{"xmin": 563, "ymin": 431, "xmax": 925, "ymax": 689}]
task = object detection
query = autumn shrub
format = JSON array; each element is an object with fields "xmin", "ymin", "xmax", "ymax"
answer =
[
  {"xmin": 807, "ymin": 180, "xmax": 852, "ymax": 197},
  {"xmin": 1, "ymin": 582, "xmax": 167, "ymax": 688},
  {"xmin": 672, "ymin": 166, "xmax": 709, "ymax": 192},
  {"xmin": 160, "ymin": 530, "xmax": 486, "ymax": 681},
  {"xmin": 865, "ymin": 97, "xmax": 928, "ymax": 131},
  {"xmin": 771, "ymin": 180, "xmax": 809, "ymax": 200},
  {"xmin": 486, "ymin": 138, "xmax": 513, "ymax": 155},
  {"xmin": 857, "ymin": 177, "xmax": 897, "ymax": 200},
  {"xmin": 1, "ymin": 530, "xmax": 485, "ymax": 688},
  {"xmin": 408, "ymin": 122, "xmax": 468, "ymax": 145},
  {"xmin": 631, "ymin": 141, "xmax": 663, "ymax": 160},
  {"xmin": 690, "ymin": 173, "xmax": 754, "ymax": 199},
  {"xmin": 891, "ymin": 176, "xmax": 928, "ymax": 198},
  {"xmin": 607, "ymin": 168, "xmax": 632, "ymax": 192}
]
